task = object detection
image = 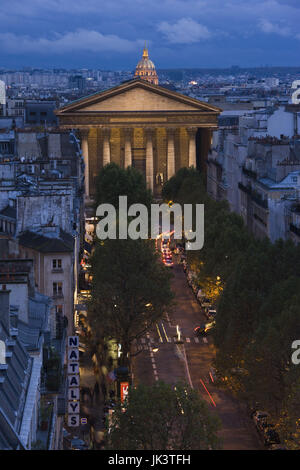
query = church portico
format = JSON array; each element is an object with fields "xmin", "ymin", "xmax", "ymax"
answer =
[{"xmin": 56, "ymin": 79, "xmax": 221, "ymax": 199}]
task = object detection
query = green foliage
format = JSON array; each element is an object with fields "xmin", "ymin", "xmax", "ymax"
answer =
[
  {"xmin": 163, "ymin": 168, "xmax": 300, "ymax": 448},
  {"xmin": 88, "ymin": 238, "xmax": 174, "ymax": 366},
  {"xmin": 162, "ymin": 167, "xmax": 206, "ymax": 204},
  {"xmin": 105, "ymin": 381, "xmax": 222, "ymax": 450},
  {"xmin": 95, "ymin": 162, "xmax": 152, "ymax": 209}
]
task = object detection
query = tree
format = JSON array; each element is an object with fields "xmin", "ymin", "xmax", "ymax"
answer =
[
  {"xmin": 88, "ymin": 238, "xmax": 174, "ymax": 367},
  {"xmin": 95, "ymin": 162, "xmax": 152, "ymax": 209},
  {"xmin": 105, "ymin": 381, "xmax": 222, "ymax": 450}
]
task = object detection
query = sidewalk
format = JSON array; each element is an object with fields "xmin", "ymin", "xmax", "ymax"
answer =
[{"xmin": 64, "ymin": 351, "xmax": 106, "ymax": 449}]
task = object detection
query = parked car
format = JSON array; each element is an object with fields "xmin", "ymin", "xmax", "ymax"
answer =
[
  {"xmin": 205, "ymin": 308, "xmax": 217, "ymax": 320},
  {"xmin": 252, "ymin": 410, "xmax": 270, "ymax": 428},
  {"xmin": 164, "ymin": 258, "xmax": 173, "ymax": 268},
  {"xmin": 268, "ymin": 444, "xmax": 287, "ymax": 450},
  {"xmin": 257, "ymin": 419, "xmax": 274, "ymax": 434},
  {"xmin": 71, "ymin": 437, "xmax": 89, "ymax": 450},
  {"xmin": 263, "ymin": 428, "xmax": 281, "ymax": 446},
  {"xmin": 199, "ymin": 297, "xmax": 212, "ymax": 308},
  {"xmin": 191, "ymin": 283, "xmax": 198, "ymax": 295}
]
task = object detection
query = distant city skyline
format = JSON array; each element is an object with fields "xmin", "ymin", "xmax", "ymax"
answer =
[{"xmin": 0, "ymin": 0, "xmax": 300, "ymax": 69}]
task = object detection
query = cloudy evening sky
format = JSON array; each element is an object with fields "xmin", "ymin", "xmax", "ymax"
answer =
[{"xmin": 0, "ymin": 0, "xmax": 300, "ymax": 69}]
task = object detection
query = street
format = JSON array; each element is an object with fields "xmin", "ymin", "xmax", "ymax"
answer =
[{"xmin": 133, "ymin": 258, "xmax": 262, "ymax": 450}]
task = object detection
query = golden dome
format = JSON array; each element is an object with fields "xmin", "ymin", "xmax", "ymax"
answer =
[
  {"xmin": 136, "ymin": 58, "xmax": 156, "ymax": 70},
  {"xmin": 134, "ymin": 44, "xmax": 158, "ymax": 85}
]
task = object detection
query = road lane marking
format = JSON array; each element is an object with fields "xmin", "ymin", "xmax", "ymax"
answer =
[
  {"xmin": 203, "ymin": 337, "xmax": 208, "ymax": 344},
  {"xmin": 199, "ymin": 379, "xmax": 216, "ymax": 407},
  {"xmin": 186, "ymin": 337, "xmax": 190, "ymax": 343},
  {"xmin": 156, "ymin": 323, "xmax": 163, "ymax": 343},
  {"xmin": 194, "ymin": 337, "xmax": 199, "ymax": 343},
  {"xmin": 161, "ymin": 322, "xmax": 170, "ymax": 342}
]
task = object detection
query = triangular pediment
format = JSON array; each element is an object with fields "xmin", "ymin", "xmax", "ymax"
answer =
[{"xmin": 56, "ymin": 79, "xmax": 221, "ymax": 114}]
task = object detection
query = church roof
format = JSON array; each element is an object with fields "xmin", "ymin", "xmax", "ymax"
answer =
[{"xmin": 55, "ymin": 78, "xmax": 222, "ymax": 115}]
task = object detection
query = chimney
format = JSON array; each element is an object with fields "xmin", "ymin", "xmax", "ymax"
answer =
[{"xmin": 0, "ymin": 288, "xmax": 11, "ymax": 333}]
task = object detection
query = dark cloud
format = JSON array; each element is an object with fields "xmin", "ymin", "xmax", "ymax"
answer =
[{"xmin": 0, "ymin": 0, "xmax": 299, "ymax": 68}]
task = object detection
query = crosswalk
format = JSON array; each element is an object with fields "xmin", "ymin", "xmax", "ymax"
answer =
[{"xmin": 140, "ymin": 336, "xmax": 208, "ymax": 345}]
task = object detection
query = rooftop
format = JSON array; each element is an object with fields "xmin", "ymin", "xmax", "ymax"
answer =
[{"xmin": 19, "ymin": 228, "xmax": 74, "ymax": 253}]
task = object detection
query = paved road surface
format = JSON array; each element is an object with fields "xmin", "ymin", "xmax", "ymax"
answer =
[{"xmin": 133, "ymin": 260, "xmax": 262, "ymax": 450}]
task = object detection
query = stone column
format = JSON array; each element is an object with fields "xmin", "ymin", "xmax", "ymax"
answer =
[
  {"xmin": 102, "ymin": 127, "xmax": 111, "ymax": 166},
  {"xmin": 80, "ymin": 129, "xmax": 90, "ymax": 198},
  {"xmin": 187, "ymin": 127, "xmax": 197, "ymax": 168},
  {"xmin": 124, "ymin": 127, "xmax": 133, "ymax": 168},
  {"xmin": 167, "ymin": 128, "xmax": 176, "ymax": 180},
  {"xmin": 145, "ymin": 128, "xmax": 154, "ymax": 192}
]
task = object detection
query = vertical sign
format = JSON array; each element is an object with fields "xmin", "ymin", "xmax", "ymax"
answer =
[
  {"xmin": 67, "ymin": 335, "xmax": 80, "ymax": 427},
  {"xmin": 120, "ymin": 382, "xmax": 129, "ymax": 403}
]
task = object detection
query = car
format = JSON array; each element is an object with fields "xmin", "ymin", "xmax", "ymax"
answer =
[
  {"xmin": 191, "ymin": 283, "xmax": 198, "ymax": 294},
  {"xmin": 71, "ymin": 437, "xmax": 88, "ymax": 450},
  {"xmin": 263, "ymin": 428, "xmax": 281, "ymax": 446},
  {"xmin": 194, "ymin": 320, "xmax": 216, "ymax": 336},
  {"xmin": 205, "ymin": 308, "xmax": 217, "ymax": 320},
  {"xmin": 252, "ymin": 410, "xmax": 270, "ymax": 428},
  {"xmin": 164, "ymin": 259, "xmax": 173, "ymax": 268},
  {"xmin": 199, "ymin": 296, "xmax": 211, "ymax": 308},
  {"xmin": 257, "ymin": 419, "xmax": 274, "ymax": 434},
  {"xmin": 268, "ymin": 444, "xmax": 287, "ymax": 450},
  {"xmin": 162, "ymin": 250, "xmax": 171, "ymax": 258}
]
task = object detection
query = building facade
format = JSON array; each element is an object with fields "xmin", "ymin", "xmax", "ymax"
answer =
[{"xmin": 56, "ymin": 79, "xmax": 221, "ymax": 199}]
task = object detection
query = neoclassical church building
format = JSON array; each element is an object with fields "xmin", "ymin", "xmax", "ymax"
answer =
[{"xmin": 56, "ymin": 46, "xmax": 221, "ymax": 199}]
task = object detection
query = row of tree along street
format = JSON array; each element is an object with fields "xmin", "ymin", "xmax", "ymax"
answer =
[
  {"xmin": 162, "ymin": 167, "xmax": 300, "ymax": 449},
  {"xmin": 85, "ymin": 163, "xmax": 221, "ymax": 450}
]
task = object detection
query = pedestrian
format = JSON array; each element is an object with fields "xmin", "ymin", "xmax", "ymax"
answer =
[
  {"xmin": 101, "ymin": 381, "xmax": 107, "ymax": 399},
  {"xmin": 94, "ymin": 381, "xmax": 100, "ymax": 403}
]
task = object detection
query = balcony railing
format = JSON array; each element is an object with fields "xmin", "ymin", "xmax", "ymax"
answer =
[
  {"xmin": 251, "ymin": 193, "xmax": 268, "ymax": 209},
  {"xmin": 238, "ymin": 182, "xmax": 251, "ymax": 195},
  {"xmin": 290, "ymin": 223, "xmax": 300, "ymax": 237},
  {"xmin": 242, "ymin": 166, "xmax": 257, "ymax": 179},
  {"xmin": 238, "ymin": 183, "xmax": 268, "ymax": 209}
]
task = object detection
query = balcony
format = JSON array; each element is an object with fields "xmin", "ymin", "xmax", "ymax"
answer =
[
  {"xmin": 52, "ymin": 292, "xmax": 64, "ymax": 299},
  {"xmin": 242, "ymin": 166, "xmax": 257, "ymax": 180},
  {"xmin": 238, "ymin": 183, "xmax": 268, "ymax": 209},
  {"xmin": 238, "ymin": 182, "xmax": 251, "ymax": 195},
  {"xmin": 251, "ymin": 192, "xmax": 268, "ymax": 209},
  {"xmin": 51, "ymin": 268, "xmax": 63, "ymax": 274},
  {"xmin": 290, "ymin": 223, "xmax": 300, "ymax": 238}
]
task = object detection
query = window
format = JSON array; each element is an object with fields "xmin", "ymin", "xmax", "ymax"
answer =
[
  {"xmin": 55, "ymin": 305, "xmax": 63, "ymax": 314},
  {"xmin": 52, "ymin": 259, "xmax": 62, "ymax": 269},
  {"xmin": 53, "ymin": 282, "xmax": 63, "ymax": 296}
]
